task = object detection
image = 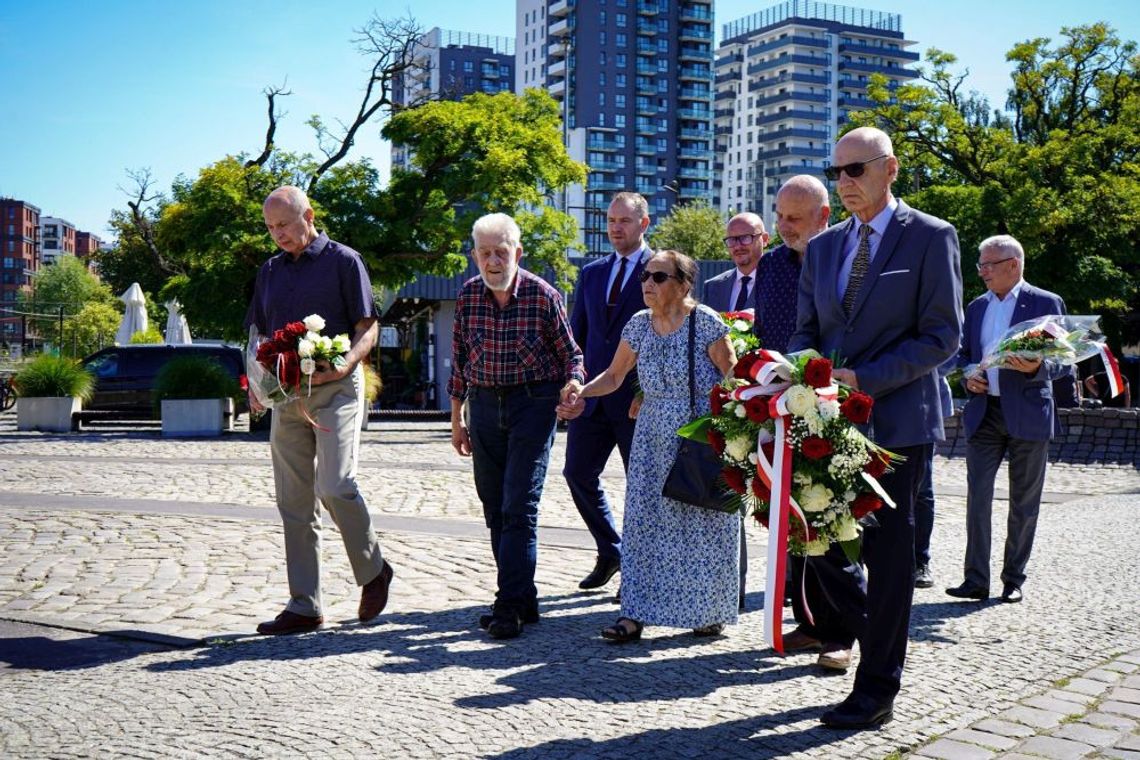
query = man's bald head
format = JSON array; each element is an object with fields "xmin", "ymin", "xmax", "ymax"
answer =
[
  {"xmin": 263, "ymin": 186, "xmax": 317, "ymax": 256},
  {"xmin": 776, "ymin": 174, "xmax": 831, "ymax": 257},
  {"xmin": 724, "ymin": 212, "xmax": 769, "ymax": 276}
]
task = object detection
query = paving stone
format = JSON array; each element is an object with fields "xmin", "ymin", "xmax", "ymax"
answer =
[
  {"xmin": 1080, "ymin": 712, "xmax": 1137, "ymax": 730},
  {"xmin": 1063, "ymin": 677, "xmax": 1115, "ymax": 697},
  {"xmin": 914, "ymin": 738, "xmax": 996, "ymax": 759},
  {"xmin": 1119, "ymin": 735, "xmax": 1140, "ymax": 751},
  {"xmin": 1102, "ymin": 701, "xmax": 1140, "ymax": 719},
  {"xmin": 998, "ymin": 706, "xmax": 1068, "ymax": 730},
  {"xmin": 1050, "ymin": 722, "xmax": 1122, "ymax": 747},
  {"xmin": 1108, "ymin": 687, "xmax": 1140, "ymax": 704},
  {"xmin": 1014, "ymin": 735, "xmax": 1094, "ymax": 759},
  {"xmin": 945, "ymin": 728, "xmax": 1019, "ymax": 750},
  {"xmin": 971, "ymin": 719, "xmax": 1038, "ymax": 739},
  {"xmin": 1025, "ymin": 696, "xmax": 1089, "ymax": 716}
]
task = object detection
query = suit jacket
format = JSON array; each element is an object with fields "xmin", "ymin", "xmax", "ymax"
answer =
[
  {"xmin": 702, "ymin": 267, "xmax": 747, "ymax": 312},
  {"xmin": 788, "ymin": 200, "xmax": 964, "ymax": 448},
  {"xmin": 958, "ymin": 282, "xmax": 1069, "ymax": 441},
  {"xmin": 570, "ymin": 246, "xmax": 649, "ymax": 418}
]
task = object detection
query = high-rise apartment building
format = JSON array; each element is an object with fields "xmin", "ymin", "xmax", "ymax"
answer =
[
  {"xmin": 0, "ymin": 199, "xmax": 41, "ymax": 342},
  {"xmin": 714, "ymin": 1, "xmax": 918, "ymax": 227},
  {"xmin": 392, "ymin": 28, "xmax": 516, "ymax": 172},
  {"xmin": 39, "ymin": 216, "xmax": 77, "ymax": 266},
  {"xmin": 519, "ymin": 0, "xmax": 716, "ymax": 254}
]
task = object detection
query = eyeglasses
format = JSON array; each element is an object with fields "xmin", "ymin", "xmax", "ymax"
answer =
[
  {"xmin": 822, "ymin": 154, "xmax": 889, "ymax": 181},
  {"xmin": 723, "ymin": 233, "xmax": 762, "ymax": 247},
  {"xmin": 639, "ymin": 270, "xmax": 680, "ymax": 284},
  {"xmin": 976, "ymin": 257, "xmax": 1016, "ymax": 272}
]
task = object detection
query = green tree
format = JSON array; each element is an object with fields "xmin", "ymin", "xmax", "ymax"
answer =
[
  {"xmin": 20, "ymin": 256, "xmax": 116, "ymax": 339},
  {"xmin": 850, "ymin": 22, "xmax": 1140, "ymax": 338},
  {"xmin": 62, "ymin": 302, "xmax": 121, "ymax": 358},
  {"xmin": 647, "ymin": 201, "xmax": 727, "ymax": 261}
]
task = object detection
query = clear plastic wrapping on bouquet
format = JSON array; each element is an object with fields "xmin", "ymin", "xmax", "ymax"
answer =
[
  {"xmin": 976, "ymin": 314, "xmax": 1105, "ymax": 372},
  {"xmin": 246, "ymin": 325, "xmax": 300, "ymax": 409}
]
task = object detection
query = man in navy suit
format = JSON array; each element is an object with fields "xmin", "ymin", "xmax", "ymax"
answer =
[
  {"xmin": 946, "ymin": 235, "xmax": 1069, "ymax": 606},
  {"xmin": 703, "ymin": 212, "xmax": 768, "ymax": 610},
  {"xmin": 562, "ymin": 192, "xmax": 650, "ymax": 589},
  {"xmin": 789, "ymin": 127, "xmax": 963, "ymax": 729}
]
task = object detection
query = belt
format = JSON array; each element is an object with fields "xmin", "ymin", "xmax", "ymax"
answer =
[{"xmin": 470, "ymin": 380, "xmax": 558, "ymax": 398}]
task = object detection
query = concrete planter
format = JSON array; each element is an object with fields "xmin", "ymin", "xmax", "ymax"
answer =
[
  {"xmin": 161, "ymin": 398, "xmax": 230, "ymax": 437},
  {"xmin": 17, "ymin": 397, "xmax": 81, "ymax": 433}
]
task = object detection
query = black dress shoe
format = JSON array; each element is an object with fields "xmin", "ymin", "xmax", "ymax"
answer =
[
  {"xmin": 1001, "ymin": 583, "xmax": 1023, "ymax": 603},
  {"xmin": 945, "ymin": 581, "xmax": 989, "ymax": 600},
  {"xmin": 256, "ymin": 610, "xmax": 324, "ymax": 635},
  {"xmin": 479, "ymin": 601, "xmax": 539, "ymax": 630},
  {"xmin": 486, "ymin": 608, "xmax": 524, "ymax": 640},
  {"xmin": 915, "ymin": 563, "xmax": 934, "ymax": 589},
  {"xmin": 579, "ymin": 556, "xmax": 621, "ymax": 589},
  {"xmin": 820, "ymin": 692, "xmax": 894, "ymax": 729}
]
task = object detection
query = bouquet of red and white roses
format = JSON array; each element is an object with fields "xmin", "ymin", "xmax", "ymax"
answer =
[
  {"xmin": 246, "ymin": 314, "xmax": 351, "ymax": 409},
  {"xmin": 720, "ymin": 310, "xmax": 760, "ymax": 356}
]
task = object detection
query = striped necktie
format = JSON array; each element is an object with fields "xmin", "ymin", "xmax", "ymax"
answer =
[{"xmin": 842, "ymin": 224, "xmax": 873, "ymax": 316}]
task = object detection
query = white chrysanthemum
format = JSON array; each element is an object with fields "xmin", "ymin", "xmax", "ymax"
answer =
[
  {"xmin": 783, "ymin": 385, "xmax": 816, "ymax": 417},
  {"xmin": 732, "ymin": 319, "xmax": 751, "ymax": 332},
  {"xmin": 300, "ymin": 358, "xmax": 317, "ymax": 375},
  {"xmin": 818, "ymin": 398, "xmax": 840, "ymax": 420},
  {"xmin": 331, "ymin": 334, "xmax": 351, "ymax": 354},
  {"xmin": 793, "ymin": 471, "xmax": 812, "ymax": 486},
  {"xmin": 303, "ymin": 314, "xmax": 326, "ymax": 333},
  {"xmin": 734, "ymin": 403, "xmax": 747, "ymax": 418},
  {"xmin": 804, "ymin": 539, "xmax": 829, "ymax": 556},
  {"xmin": 836, "ymin": 514, "xmax": 859, "ymax": 542},
  {"xmin": 296, "ymin": 339, "xmax": 315, "ymax": 358},
  {"xmin": 799, "ymin": 483, "xmax": 833, "ymax": 512},
  {"xmin": 726, "ymin": 436, "xmax": 753, "ymax": 462}
]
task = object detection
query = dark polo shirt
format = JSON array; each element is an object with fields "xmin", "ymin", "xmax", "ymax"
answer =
[{"xmin": 245, "ymin": 232, "xmax": 377, "ymax": 337}]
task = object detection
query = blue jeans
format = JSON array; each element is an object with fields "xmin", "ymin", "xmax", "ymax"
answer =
[{"xmin": 468, "ymin": 381, "xmax": 559, "ymax": 612}]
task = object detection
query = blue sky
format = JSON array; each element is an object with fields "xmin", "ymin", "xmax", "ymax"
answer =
[{"xmin": 2, "ymin": 0, "xmax": 1137, "ymax": 239}]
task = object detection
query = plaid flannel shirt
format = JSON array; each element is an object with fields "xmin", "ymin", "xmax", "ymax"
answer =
[{"xmin": 448, "ymin": 268, "xmax": 584, "ymax": 399}]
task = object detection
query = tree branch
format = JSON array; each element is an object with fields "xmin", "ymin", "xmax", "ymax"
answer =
[{"xmin": 245, "ymin": 83, "xmax": 291, "ymax": 168}]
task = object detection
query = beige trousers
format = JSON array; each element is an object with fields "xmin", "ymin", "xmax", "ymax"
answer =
[{"xmin": 269, "ymin": 365, "xmax": 384, "ymax": 616}]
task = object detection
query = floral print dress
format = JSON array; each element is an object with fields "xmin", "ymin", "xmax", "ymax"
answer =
[{"xmin": 619, "ymin": 304, "xmax": 740, "ymax": 629}]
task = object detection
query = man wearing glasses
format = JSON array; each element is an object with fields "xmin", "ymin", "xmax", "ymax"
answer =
[
  {"xmin": 703, "ymin": 212, "xmax": 769, "ymax": 612},
  {"xmin": 789, "ymin": 127, "xmax": 963, "ymax": 729},
  {"xmin": 947, "ymin": 235, "xmax": 1069, "ymax": 607}
]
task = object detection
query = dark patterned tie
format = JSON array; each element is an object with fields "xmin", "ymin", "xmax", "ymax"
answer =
[
  {"xmin": 608, "ymin": 256, "xmax": 627, "ymax": 308},
  {"xmin": 733, "ymin": 275, "xmax": 752, "ymax": 312},
  {"xmin": 842, "ymin": 224, "xmax": 873, "ymax": 317}
]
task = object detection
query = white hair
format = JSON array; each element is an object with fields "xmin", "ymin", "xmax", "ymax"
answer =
[
  {"xmin": 979, "ymin": 234, "xmax": 1024, "ymax": 261},
  {"xmin": 472, "ymin": 213, "xmax": 521, "ymax": 247}
]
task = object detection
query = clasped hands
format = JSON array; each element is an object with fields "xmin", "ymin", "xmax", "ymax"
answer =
[{"xmin": 557, "ymin": 381, "xmax": 585, "ymax": 420}]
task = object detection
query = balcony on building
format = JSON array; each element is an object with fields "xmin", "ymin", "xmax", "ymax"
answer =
[
  {"xmin": 676, "ymin": 106, "xmax": 711, "ymax": 120},
  {"xmin": 679, "ymin": 46, "xmax": 710, "ymax": 62},
  {"xmin": 756, "ymin": 146, "xmax": 829, "ymax": 161},
  {"xmin": 837, "ymin": 60, "xmax": 918, "ymax": 78},
  {"xmin": 635, "ymin": 180, "xmax": 659, "ymax": 195},
  {"xmin": 679, "ymin": 3, "xmax": 713, "ymax": 22},
  {"xmin": 753, "ymin": 90, "xmax": 830, "ymax": 107},
  {"xmin": 749, "ymin": 72, "xmax": 832, "ymax": 92},
  {"xmin": 746, "ymin": 35, "xmax": 829, "ymax": 58},
  {"xmin": 762, "ymin": 126, "xmax": 831, "ymax": 142},
  {"xmin": 636, "ymin": 120, "xmax": 657, "ymax": 136},
  {"xmin": 589, "ymin": 177, "xmax": 626, "ymax": 191},
  {"xmin": 635, "ymin": 140, "xmax": 656, "ymax": 156},
  {"xmin": 636, "ymin": 60, "xmax": 659, "ymax": 77},
  {"xmin": 637, "ymin": 79, "xmax": 657, "ymax": 97},
  {"xmin": 637, "ymin": 101, "xmax": 658, "ymax": 117},
  {"xmin": 589, "ymin": 158, "xmax": 624, "ymax": 173},
  {"xmin": 637, "ymin": 1, "xmax": 659, "ymax": 16},
  {"xmin": 678, "ymin": 86, "xmax": 711, "ymax": 101},
  {"xmin": 679, "ymin": 146, "xmax": 714, "ymax": 159},
  {"xmin": 549, "ymin": 58, "xmax": 567, "ymax": 78},
  {"xmin": 747, "ymin": 54, "xmax": 831, "ymax": 76},
  {"xmin": 838, "ymin": 94, "xmax": 876, "ymax": 109},
  {"xmin": 716, "ymin": 50, "xmax": 744, "ymax": 68},
  {"xmin": 679, "ymin": 127, "xmax": 713, "ymax": 141},
  {"xmin": 678, "ymin": 166, "xmax": 711, "ymax": 180},
  {"xmin": 756, "ymin": 109, "xmax": 829, "ymax": 124},
  {"xmin": 714, "ymin": 107, "xmax": 734, "ymax": 122},
  {"xmin": 549, "ymin": 0, "xmax": 573, "ymax": 17},
  {"xmin": 680, "ymin": 26, "xmax": 712, "ymax": 43},
  {"xmin": 549, "ymin": 17, "xmax": 573, "ymax": 37},
  {"xmin": 714, "ymin": 87, "xmax": 735, "ymax": 103},
  {"xmin": 678, "ymin": 66, "xmax": 713, "ymax": 81},
  {"xmin": 548, "ymin": 40, "xmax": 568, "ymax": 59},
  {"xmin": 549, "ymin": 79, "xmax": 566, "ymax": 98},
  {"xmin": 838, "ymin": 41, "xmax": 920, "ymax": 61}
]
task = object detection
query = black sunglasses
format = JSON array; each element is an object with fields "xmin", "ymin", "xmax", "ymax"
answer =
[
  {"xmin": 823, "ymin": 154, "xmax": 888, "ymax": 181},
  {"xmin": 639, "ymin": 270, "xmax": 680, "ymax": 284}
]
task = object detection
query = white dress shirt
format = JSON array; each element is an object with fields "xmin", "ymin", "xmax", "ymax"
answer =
[{"xmin": 980, "ymin": 279, "xmax": 1025, "ymax": 396}]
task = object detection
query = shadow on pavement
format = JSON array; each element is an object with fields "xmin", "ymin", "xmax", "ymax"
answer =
[
  {"xmin": 0, "ymin": 625, "xmax": 170, "ymax": 671},
  {"xmin": 909, "ymin": 596, "xmax": 999, "ymax": 644}
]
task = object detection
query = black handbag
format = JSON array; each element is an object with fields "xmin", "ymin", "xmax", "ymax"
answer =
[{"xmin": 661, "ymin": 312, "xmax": 738, "ymax": 513}]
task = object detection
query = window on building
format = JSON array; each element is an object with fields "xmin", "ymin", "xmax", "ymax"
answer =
[
  {"xmin": 616, "ymin": 33, "xmax": 626, "ymax": 47},
  {"xmin": 615, "ymin": 94, "xmax": 626, "ymax": 108},
  {"xmin": 616, "ymin": 13, "xmax": 627, "ymax": 27},
  {"xmin": 657, "ymin": 59, "xmax": 668, "ymax": 72},
  {"xmin": 616, "ymin": 53, "xmax": 626, "ymax": 67},
  {"xmin": 615, "ymin": 113, "xmax": 626, "ymax": 127},
  {"xmin": 599, "ymin": 71, "xmax": 607, "ymax": 86},
  {"xmin": 657, "ymin": 38, "xmax": 668, "ymax": 52},
  {"xmin": 657, "ymin": 79, "xmax": 668, "ymax": 93},
  {"xmin": 600, "ymin": 51, "xmax": 608, "ymax": 64},
  {"xmin": 599, "ymin": 92, "xmax": 606, "ymax": 106},
  {"xmin": 464, "ymin": 61, "xmax": 474, "ymax": 72},
  {"xmin": 600, "ymin": 10, "xmax": 606, "ymax": 23},
  {"xmin": 616, "ymin": 73, "xmax": 626, "ymax": 87}
]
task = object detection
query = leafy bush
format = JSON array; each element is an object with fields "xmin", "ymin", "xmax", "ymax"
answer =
[
  {"xmin": 13, "ymin": 354, "xmax": 95, "ymax": 400},
  {"xmin": 363, "ymin": 363, "xmax": 383, "ymax": 403},
  {"xmin": 153, "ymin": 356, "xmax": 240, "ymax": 407},
  {"xmin": 129, "ymin": 327, "xmax": 164, "ymax": 344}
]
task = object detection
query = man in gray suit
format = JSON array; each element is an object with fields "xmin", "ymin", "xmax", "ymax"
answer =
[
  {"xmin": 947, "ymin": 235, "xmax": 1069, "ymax": 605},
  {"xmin": 789, "ymin": 127, "xmax": 963, "ymax": 728}
]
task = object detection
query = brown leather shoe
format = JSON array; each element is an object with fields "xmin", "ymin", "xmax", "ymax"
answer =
[
  {"xmin": 817, "ymin": 643, "xmax": 852, "ymax": 671},
  {"xmin": 256, "ymin": 610, "xmax": 323, "ymax": 635},
  {"xmin": 781, "ymin": 627, "xmax": 823, "ymax": 652},
  {"xmin": 359, "ymin": 560, "xmax": 394, "ymax": 622}
]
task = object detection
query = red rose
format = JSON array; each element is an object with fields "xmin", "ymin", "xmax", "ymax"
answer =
[
  {"xmin": 256, "ymin": 342, "xmax": 279, "ymax": 364},
  {"xmin": 751, "ymin": 476, "xmax": 771, "ymax": 502},
  {"xmin": 284, "ymin": 321, "xmax": 307, "ymax": 338},
  {"xmin": 733, "ymin": 351, "xmax": 761, "ymax": 380},
  {"xmin": 803, "ymin": 357, "xmax": 833, "ymax": 389},
  {"xmin": 707, "ymin": 428, "xmax": 726, "ymax": 456},
  {"xmin": 760, "ymin": 440, "xmax": 775, "ymax": 464},
  {"xmin": 272, "ymin": 329, "xmax": 288, "ymax": 345},
  {"xmin": 709, "ymin": 385, "xmax": 729, "ymax": 416},
  {"xmin": 789, "ymin": 519, "xmax": 818, "ymax": 543},
  {"xmin": 753, "ymin": 509, "xmax": 770, "ymax": 528},
  {"xmin": 851, "ymin": 492, "xmax": 883, "ymax": 519},
  {"xmin": 279, "ymin": 351, "xmax": 301, "ymax": 388},
  {"xmin": 864, "ymin": 452, "xmax": 890, "ymax": 478},
  {"xmin": 721, "ymin": 466, "xmax": 747, "ymax": 494},
  {"xmin": 744, "ymin": 395, "xmax": 770, "ymax": 424},
  {"xmin": 723, "ymin": 310, "xmax": 754, "ymax": 323},
  {"xmin": 800, "ymin": 436, "xmax": 833, "ymax": 460},
  {"xmin": 840, "ymin": 391, "xmax": 874, "ymax": 425}
]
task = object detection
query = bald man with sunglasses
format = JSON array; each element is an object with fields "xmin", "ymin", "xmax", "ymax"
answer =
[{"xmin": 789, "ymin": 127, "xmax": 963, "ymax": 729}]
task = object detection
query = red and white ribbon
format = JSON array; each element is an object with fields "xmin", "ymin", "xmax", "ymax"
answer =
[{"xmin": 1098, "ymin": 344, "xmax": 1125, "ymax": 399}]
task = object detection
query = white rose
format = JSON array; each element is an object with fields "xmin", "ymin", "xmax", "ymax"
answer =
[
  {"xmin": 319, "ymin": 335, "xmax": 334, "ymax": 352},
  {"xmin": 836, "ymin": 514, "xmax": 859, "ymax": 542},
  {"xmin": 799, "ymin": 483, "xmax": 833, "ymax": 512},
  {"xmin": 725, "ymin": 436, "xmax": 753, "ymax": 462},
  {"xmin": 331, "ymin": 334, "xmax": 351, "ymax": 354},
  {"xmin": 303, "ymin": 314, "xmax": 326, "ymax": 332},
  {"xmin": 732, "ymin": 319, "xmax": 750, "ymax": 332},
  {"xmin": 783, "ymin": 385, "xmax": 816, "ymax": 417},
  {"xmin": 305, "ymin": 331, "xmax": 321, "ymax": 343},
  {"xmin": 300, "ymin": 358, "xmax": 317, "ymax": 375},
  {"xmin": 733, "ymin": 338, "xmax": 746, "ymax": 354},
  {"xmin": 734, "ymin": 403, "xmax": 747, "ymax": 418},
  {"xmin": 818, "ymin": 398, "xmax": 840, "ymax": 421},
  {"xmin": 296, "ymin": 339, "xmax": 315, "ymax": 358},
  {"xmin": 804, "ymin": 539, "xmax": 829, "ymax": 556}
]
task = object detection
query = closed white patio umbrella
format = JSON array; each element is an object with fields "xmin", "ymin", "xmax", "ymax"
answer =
[
  {"xmin": 115, "ymin": 283, "xmax": 148, "ymax": 345},
  {"xmin": 164, "ymin": 299, "xmax": 192, "ymax": 344}
]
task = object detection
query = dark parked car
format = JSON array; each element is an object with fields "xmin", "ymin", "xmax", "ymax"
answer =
[{"xmin": 81, "ymin": 344, "xmax": 247, "ymax": 416}]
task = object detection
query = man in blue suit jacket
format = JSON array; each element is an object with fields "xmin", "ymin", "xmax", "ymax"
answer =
[
  {"xmin": 946, "ymin": 235, "xmax": 1069, "ymax": 606},
  {"xmin": 789, "ymin": 127, "xmax": 963, "ymax": 729},
  {"xmin": 563, "ymin": 192, "xmax": 650, "ymax": 589}
]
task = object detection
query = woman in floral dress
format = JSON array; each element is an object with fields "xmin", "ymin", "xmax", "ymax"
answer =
[{"xmin": 559, "ymin": 250, "xmax": 739, "ymax": 641}]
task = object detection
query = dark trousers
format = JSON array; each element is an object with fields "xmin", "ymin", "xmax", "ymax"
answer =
[
  {"xmin": 468, "ymin": 382, "xmax": 560, "ymax": 612},
  {"xmin": 852, "ymin": 442, "xmax": 930, "ymax": 702},
  {"xmin": 964, "ymin": 398, "xmax": 1049, "ymax": 590},
  {"xmin": 789, "ymin": 545, "xmax": 866, "ymax": 648},
  {"xmin": 914, "ymin": 446, "xmax": 936, "ymax": 566},
  {"xmin": 562, "ymin": 408, "xmax": 634, "ymax": 561}
]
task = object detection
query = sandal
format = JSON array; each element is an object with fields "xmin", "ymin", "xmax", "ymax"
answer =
[
  {"xmin": 601, "ymin": 617, "xmax": 643, "ymax": 643},
  {"xmin": 693, "ymin": 623, "xmax": 725, "ymax": 637}
]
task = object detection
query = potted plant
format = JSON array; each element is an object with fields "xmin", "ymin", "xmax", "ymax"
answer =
[
  {"xmin": 154, "ymin": 355, "xmax": 241, "ymax": 437},
  {"xmin": 13, "ymin": 355, "xmax": 95, "ymax": 432}
]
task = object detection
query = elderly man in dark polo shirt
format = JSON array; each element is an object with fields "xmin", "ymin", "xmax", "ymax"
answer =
[
  {"xmin": 450, "ymin": 212, "xmax": 584, "ymax": 640},
  {"xmin": 245, "ymin": 185, "xmax": 393, "ymax": 636}
]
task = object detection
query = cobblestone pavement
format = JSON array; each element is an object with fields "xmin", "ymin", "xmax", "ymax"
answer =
[{"xmin": 1, "ymin": 416, "xmax": 1139, "ymax": 759}]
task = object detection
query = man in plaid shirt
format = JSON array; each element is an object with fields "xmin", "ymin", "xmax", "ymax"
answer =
[{"xmin": 450, "ymin": 213, "xmax": 584, "ymax": 640}]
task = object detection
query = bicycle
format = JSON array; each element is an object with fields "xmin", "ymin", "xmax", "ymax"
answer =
[{"xmin": 0, "ymin": 375, "xmax": 14, "ymax": 412}]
